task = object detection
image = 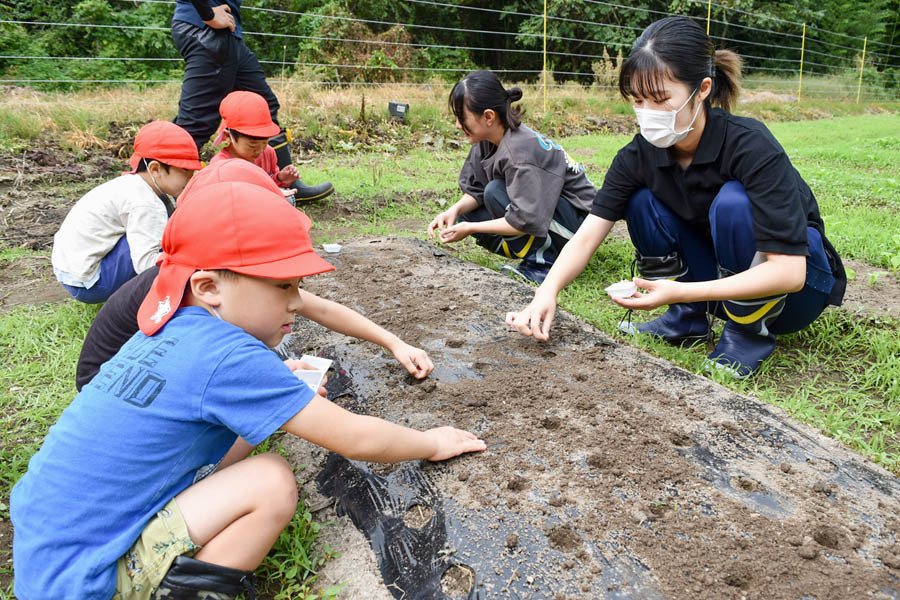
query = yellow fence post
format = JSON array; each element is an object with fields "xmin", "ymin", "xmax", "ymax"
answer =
[
  {"xmin": 798, "ymin": 23, "xmax": 806, "ymax": 102},
  {"xmin": 543, "ymin": 0, "xmax": 548, "ymax": 112},
  {"xmin": 706, "ymin": 0, "xmax": 712, "ymax": 35},
  {"xmin": 856, "ymin": 36, "xmax": 867, "ymax": 104}
]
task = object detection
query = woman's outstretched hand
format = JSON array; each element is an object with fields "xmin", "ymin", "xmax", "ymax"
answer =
[{"xmin": 505, "ymin": 290, "xmax": 557, "ymax": 341}]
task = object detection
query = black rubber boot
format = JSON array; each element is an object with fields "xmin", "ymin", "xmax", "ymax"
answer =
[
  {"xmin": 153, "ymin": 556, "xmax": 256, "ymax": 600},
  {"xmin": 270, "ymin": 129, "xmax": 335, "ymax": 202},
  {"xmin": 500, "ymin": 260, "xmax": 551, "ymax": 284},
  {"xmin": 618, "ymin": 302, "xmax": 709, "ymax": 345},
  {"xmin": 289, "ymin": 179, "xmax": 335, "ymax": 201},
  {"xmin": 706, "ymin": 320, "xmax": 776, "ymax": 378},
  {"xmin": 705, "ymin": 295, "xmax": 785, "ymax": 378}
]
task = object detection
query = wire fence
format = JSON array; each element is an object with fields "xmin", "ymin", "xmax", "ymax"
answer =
[{"xmin": 1, "ymin": 0, "xmax": 898, "ymax": 105}]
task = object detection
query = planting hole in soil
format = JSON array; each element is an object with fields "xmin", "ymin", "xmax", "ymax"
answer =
[
  {"xmin": 403, "ymin": 503, "xmax": 435, "ymax": 529},
  {"xmin": 440, "ymin": 564, "xmax": 475, "ymax": 598}
]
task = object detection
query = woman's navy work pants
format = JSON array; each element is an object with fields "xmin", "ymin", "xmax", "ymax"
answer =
[{"xmin": 624, "ymin": 182, "xmax": 835, "ymax": 335}]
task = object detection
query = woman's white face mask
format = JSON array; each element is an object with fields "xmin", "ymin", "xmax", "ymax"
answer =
[{"xmin": 633, "ymin": 88, "xmax": 702, "ymax": 148}]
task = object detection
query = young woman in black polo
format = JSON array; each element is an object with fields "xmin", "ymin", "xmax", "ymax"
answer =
[{"xmin": 506, "ymin": 16, "xmax": 845, "ymax": 378}]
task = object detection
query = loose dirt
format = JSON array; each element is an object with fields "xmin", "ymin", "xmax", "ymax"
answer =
[{"xmin": 282, "ymin": 237, "xmax": 900, "ymax": 600}]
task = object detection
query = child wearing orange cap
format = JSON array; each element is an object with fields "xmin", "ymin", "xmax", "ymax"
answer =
[
  {"xmin": 51, "ymin": 121, "xmax": 202, "ymax": 303},
  {"xmin": 211, "ymin": 90, "xmax": 334, "ymax": 202},
  {"xmin": 74, "ymin": 159, "xmax": 435, "ymax": 392},
  {"xmin": 11, "ymin": 175, "xmax": 485, "ymax": 599}
]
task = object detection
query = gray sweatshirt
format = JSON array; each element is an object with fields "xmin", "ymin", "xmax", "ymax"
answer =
[{"xmin": 458, "ymin": 125, "xmax": 596, "ymax": 237}]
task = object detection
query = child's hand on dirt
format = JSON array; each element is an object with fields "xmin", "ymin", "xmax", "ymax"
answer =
[
  {"xmin": 438, "ymin": 222, "xmax": 471, "ymax": 244},
  {"xmin": 427, "ymin": 210, "xmax": 457, "ymax": 239},
  {"xmin": 284, "ymin": 359, "xmax": 328, "ymax": 397},
  {"xmin": 424, "ymin": 426, "xmax": 486, "ymax": 461},
  {"xmin": 277, "ymin": 165, "xmax": 300, "ymax": 185},
  {"xmin": 392, "ymin": 342, "xmax": 434, "ymax": 379}
]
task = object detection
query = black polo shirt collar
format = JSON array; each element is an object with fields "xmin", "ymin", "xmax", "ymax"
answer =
[
  {"xmin": 691, "ymin": 105, "xmax": 727, "ymax": 165},
  {"xmin": 649, "ymin": 104, "xmax": 728, "ymax": 168}
]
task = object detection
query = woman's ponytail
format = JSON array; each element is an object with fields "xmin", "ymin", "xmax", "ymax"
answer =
[
  {"xmin": 449, "ymin": 71, "xmax": 524, "ymax": 135},
  {"xmin": 709, "ymin": 49, "xmax": 742, "ymax": 111},
  {"xmin": 506, "ymin": 87, "xmax": 524, "ymax": 104}
]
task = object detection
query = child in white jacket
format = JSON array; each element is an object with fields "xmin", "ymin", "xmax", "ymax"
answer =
[{"xmin": 51, "ymin": 121, "xmax": 202, "ymax": 303}]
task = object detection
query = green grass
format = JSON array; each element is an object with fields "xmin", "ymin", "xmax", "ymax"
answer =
[{"xmin": 0, "ymin": 301, "xmax": 99, "ymax": 523}]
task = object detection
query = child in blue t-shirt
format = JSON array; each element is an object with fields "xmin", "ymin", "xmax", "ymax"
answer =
[{"xmin": 10, "ymin": 178, "xmax": 486, "ymax": 600}]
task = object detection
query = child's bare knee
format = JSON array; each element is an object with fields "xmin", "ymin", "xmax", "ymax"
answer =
[{"xmin": 254, "ymin": 453, "xmax": 298, "ymax": 516}]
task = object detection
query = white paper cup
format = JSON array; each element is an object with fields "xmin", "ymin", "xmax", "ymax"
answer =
[
  {"xmin": 293, "ymin": 355, "xmax": 333, "ymax": 392},
  {"xmin": 322, "ymin": 243, "xmax": 342, "ymax": 254},
  {"xmin": 605, "ymin": 279, "xmax": 637, "ymax": 298},
  {"xmin": 300, "ymin": 354, "xmax": 333, "ymax": 372},
  {"xmin": 294, "ymin": 368, "xmax": 326, "ymax": 392}
]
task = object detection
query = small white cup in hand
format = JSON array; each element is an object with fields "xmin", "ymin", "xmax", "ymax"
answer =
[{"xmin": 605, "ymin": 279, "xmax": 637, "ymax": 298}]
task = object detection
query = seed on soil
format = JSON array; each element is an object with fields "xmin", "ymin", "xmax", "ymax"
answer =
[
  {"xmin": 506, "ymin": 476, "xmax": 528, "ymax": 491},
  {"xmin": 542, "ymin": 416, "xmax": 562, "ymax": 429},
  {"xmin": 670, "ymin": 431, "xmax": 692, "ymax": 447},
  {"xmin": 462, "ymin": 396, "xmax": 487, "ymax": 408},
  {"xmin": 812, "ymin": 525, "xmax": 843, "ymax": 549},
  {"xmin": 881, "ymin": 553, "xmax": 900, "ymax": 570},
  {"xmin": 723, "ymin": 568, "xmax": 752, "ymax": 589},
  {"xmin": 813, "ymin": 480, "xmax": 838, "ymax": 495},
  {"xmin": 586, "ymin": 453, "xmax": 609, "ymax": 469},
  {"xmin": 731, "ymin": 476, "xmax": 762, "ymax": 492},
  {"xmin": 547, "ymin": 524, "xmax": 582, "ymax": 552},
  {"xmin": 402, "ymin": 503, "xmax": 434, "ymax": 529},
  {"xmin": 780, "ymin": 462, "xmax": 793, "ymax": 473}
]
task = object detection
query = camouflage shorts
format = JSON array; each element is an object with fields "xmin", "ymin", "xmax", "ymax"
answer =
[{"xmin": 113, "ymin": 498, "xmax": 199, "ymax": 600}]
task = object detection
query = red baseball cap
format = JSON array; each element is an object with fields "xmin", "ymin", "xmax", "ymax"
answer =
[
  {"xmin": 128, "ymin": 121, "xmax": 203, "ymax": 172},
  {"xmin": 138, "ymin": 180, "xmax": 335, "ymax": 335},
  {"xmin": 177, "ymin": 158, "xmax": 281, "ymax": 207},
  {"xmin": 219, "ymin": 91, "xmax": 281, "ymax": 138}
]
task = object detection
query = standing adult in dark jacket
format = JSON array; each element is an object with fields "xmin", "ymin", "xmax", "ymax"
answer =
[
  {"xmin": 171, "ymin": 1, "xmax": 334, "ymax": 200},
  {"xmin": 171, "ymin": 0, "xmax": 278, "ymax": 151}
]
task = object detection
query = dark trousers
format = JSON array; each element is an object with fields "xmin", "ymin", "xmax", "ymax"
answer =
[
  {"xmin": 62, "ymin": 235, "xmax": 137, "ymax": 304},
  {"xmin": 625, "ymin": 182, "xmax": 834, "ymax": 335},
  {"xmin": 171, "ymin": 22, "xmax": 280, "ymax": 150},
  {"xmin": 458, "ymin": 179, "xmax": 586, "ymax": 267}
]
